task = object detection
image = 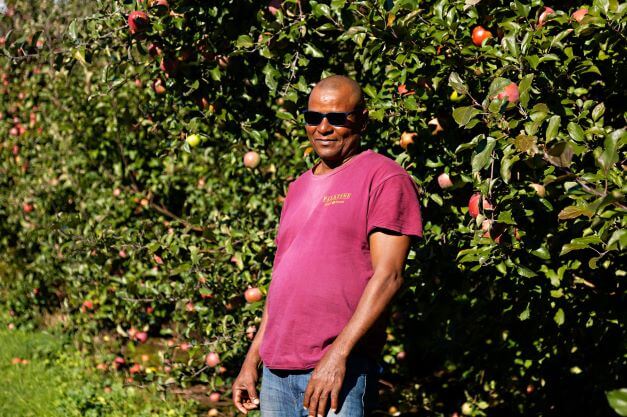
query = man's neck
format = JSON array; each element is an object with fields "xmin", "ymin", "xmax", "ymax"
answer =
[{"xmin": 314, "ymin": 147, "xmax": 362, "ymax": 175}]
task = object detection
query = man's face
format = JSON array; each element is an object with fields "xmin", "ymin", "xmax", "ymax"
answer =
[{"xmin": 305, "ymin": 86, "xmax": 365, "ymax": 164}]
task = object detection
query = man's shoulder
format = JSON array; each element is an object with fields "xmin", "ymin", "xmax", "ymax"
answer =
[{"xmin": 360, "ymin": 150, "xmax": 411, "ymax": 182}]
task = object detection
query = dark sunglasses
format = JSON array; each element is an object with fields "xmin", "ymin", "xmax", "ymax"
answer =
[{"xmin": 300, "ymin": 109, "xmax": 361, "ymax": 126}]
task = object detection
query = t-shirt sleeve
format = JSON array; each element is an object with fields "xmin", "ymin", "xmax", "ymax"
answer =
[{"xmin": 367, "ymin": 174, "xmax": 423, "ymax": 238}]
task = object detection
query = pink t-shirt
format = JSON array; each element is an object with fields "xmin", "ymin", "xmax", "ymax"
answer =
[{"xmin": 259, "ymin": 149, "xmax": 423, "ymax": 370}]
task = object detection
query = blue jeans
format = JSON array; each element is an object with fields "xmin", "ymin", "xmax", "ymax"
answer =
[{"xmin": 260, "ymin": 353, "xmax": 382, "ymax": 417}]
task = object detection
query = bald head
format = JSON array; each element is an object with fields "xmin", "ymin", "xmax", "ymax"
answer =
[{"xmin": 309, "ymin": 75, "xmax": 364, "ymax": 110}]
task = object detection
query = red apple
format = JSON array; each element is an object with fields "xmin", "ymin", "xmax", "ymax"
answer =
[
  {"xmin": 186, "ymin": 302, "xmax": 195, "ymax": 312},
  {"xmin": 113, "ymin": 356, "xmax": 126, "ymax": 369},
  {"xmin": 396, "ymin": 351, "xmax": 407, "ymax": 360},
  {"xmin": 268, "ymin": 0, "xmax": 283, "ymax": 15},
  {"xmin": 244, "ymin": 287, "xmax": 263, "ymax": 303},
  {"xmin": 153, "ymin": 254, "xmax": 163, "ymax": 264},
  {"xmin": 81, "ymin": 300, "xmax": 94, "ymax": 311},
  {"xmin": 471, "ymin": 26, "xmax": 492, "ymax": 46},
  {"xmin": 179, "ymin": 342, "xmax": 192, "ymax": 351},
  {"xmin": 134, "ymin": 78, "xmax": 143, "ymax": 88},
  {"xmin": 538, "ymin": 6, "xmax": 555, "ymax": 28},
  {"xmin": 12, "ymin": 145, "xmax": 19, "ymax": 156},
  {"xmin": 205, "ymin": 352, "xmax": 221, "ymax": 367},
  {"xmin": 215, "ymin": 54, "xmax": 230, "ymax": 69},
  {"xmin": 145, "ymin": 306, "xmax": 154, "ymax": 314},
  {"xmin": 243, "ymin": 151, "xmax": 261, "ymax": 168},
  {"xmin": 135, "ymin": 331, "xmax": 149, "ymax": 343},
  {"xmin": 496, "ymin": 82, "xmax": 519, "ymax": 103},
  {"xmin": 437, "ymin": 173, "xmax": 453, "ymax": 189},
  {"xmin": 129, "ymin": 363, "xmax": 142, "ymax": 374},
  {"xmin": 152, "ymin": 79, "xmax": 166, "ymax": 95},
  {"xmin": 209, "ymin": 392, "xmax": 221, "ymax": 402},
  {"xmin": 572, "ymin": 8, "xmax": 588, "ymax": 22},
  {"xmin": 468, "ymin": 193, "xmax": 493, "ymax": 218},
  {"xmin": 148, "ymin": 43, "xmax": 162, "ymax": 57},
  {"xmin": 96, "ymin": 363, "xmax": 108, "ymax": 371},
  {"xmin": 22, "ymin": 203, "xmax": 34, "ymax": 213},
  {"xmin": 127, "ymin": 11, "xmax": 149, "ymax": 35},
  {"xmin": 159, "ymin": 56, "xmax": 178, "ymax": 77},
  {"xmin": 397, "ymin": 84, "xmax": 415, "ymax": 96},
  {"xmin": 128, "ymin": 327, "xmax": 138, "ymax": 339}
]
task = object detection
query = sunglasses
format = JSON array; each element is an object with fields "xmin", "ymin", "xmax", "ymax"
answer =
[{"xmin": 300, "ymin": 109, "xmax": 361, "ymax": 127}]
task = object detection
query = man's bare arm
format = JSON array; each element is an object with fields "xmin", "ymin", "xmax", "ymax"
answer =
[
  {"xmin": 303, "ymin": 230, "xmax": 412, "ymax": 416},
  {"xmin": 232, "ymin": 297, "xmax": 269, "ymax": 414}
]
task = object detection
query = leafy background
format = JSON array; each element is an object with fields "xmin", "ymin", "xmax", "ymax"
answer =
[{"xmin": 1, "ymin": 0, "xmax": 625, "ymax": 416}]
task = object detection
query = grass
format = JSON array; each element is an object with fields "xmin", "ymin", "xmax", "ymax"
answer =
[{"xmin": 0, "ymin": 322, "xmax": 199, "ymax": 417}]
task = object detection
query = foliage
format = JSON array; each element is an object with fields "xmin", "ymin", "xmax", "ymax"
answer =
[
  {"xmin": 0, "ymin": 314, "xmax": 198, "ymax": 417},
  {"xmin": 1, "ymin": 0, "xmax": 625, "ymax": 415}
]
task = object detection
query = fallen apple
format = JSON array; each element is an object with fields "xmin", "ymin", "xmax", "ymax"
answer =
[{"xmin": 134, "ymin": 331, "xmax": 149, "ymax": 343}]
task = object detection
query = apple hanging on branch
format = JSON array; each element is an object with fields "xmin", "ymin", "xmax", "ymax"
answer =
[
  {"xmin": 127, "ymin": 11, "xmax": 149, "ymax": 36},
  {"xmin": 243, "ymin": 151, "xmax": 261, "ymax": 168},
  {"xmin": 471, "ymin": 25, "xmax": 492, "ymax": 47},
  {"xmin": 468, "ymin": 193, "xmax": 493, "ymax": 218}
]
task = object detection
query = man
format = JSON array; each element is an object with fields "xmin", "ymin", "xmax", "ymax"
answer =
[{"xmin": 232, "ymin": 75, "xmax": 423, "ymax": 417}]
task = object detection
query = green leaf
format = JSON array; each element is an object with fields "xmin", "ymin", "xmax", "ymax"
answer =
[
  {"xmin": 554, "ymin": 308, "xmax": 565, "ymax": 326},
  {"xmin": 236, "ymin": 35, "xmax": 254, "ymax": 48},
  {"xmin": 597, "ymin": 128, "xmax": 625, "ymax": 173},
  {"xmin": 518, "ymin": 74, "xmax": 534, "ymax": 108},
  {"xmin": 518, "ymin": 266, "xmax": 537, "ymax": 278},
  {"xmin": 546, "ymin": 115, "xmax": 561, "ymax": 141},
  {"xmin": 304, "ymin": 43, "xmax": 324, "ymax": 58},
  {"xmin": 452, "ymin": 106, "xmax": 481, "ymax": 128},
  {"xmin": 68, "ymin": 19, "xmax": 78, "ymax": 41},
  {"xmin": 514, "ymin": 134, "xmax": 537, "ymax": 153},
  {"xmin": 592, "ymin": 103, "xmax": 605, "ymax": 121},
  {"xmin": 607, "ymin": 389, "xmax": 627, "ymax": 417},
  {"xmin": 448, "ymin": 72, "xmax": 468, "ymax": 95},
  {"xmin": 558, "ymin": 206, "xmax": 594, "ymax": 220},
  {"xmin": 567, "ymin": 122, "xmax": 585, "ymax": 143},
  {"xmin": 519, "ymin": 303, "xmax": 530, "ymax": 321},
  {"xmin": 545, "ymin": 142, "xmax": 573, "ymax": 167},
  {"xmin": 471, "ymin": 138, "xmax": 496, "ymax": 173}
]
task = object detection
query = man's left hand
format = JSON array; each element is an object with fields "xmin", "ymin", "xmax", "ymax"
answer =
[{"xmin": 303, "ymin": 349, "xmax": 347, "ymax": 417}]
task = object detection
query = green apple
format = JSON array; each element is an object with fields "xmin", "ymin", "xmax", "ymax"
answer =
[
  {"xmin": 186, "ymin": 133, "xmax": 201, "ymax": 148},
  {"xmin": 450, "ymin": 90, "xmax": 465, "ymax": 102}
]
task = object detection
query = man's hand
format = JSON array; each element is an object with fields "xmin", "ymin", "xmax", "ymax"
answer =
[
  {"xmin": 232, "ymin": 361, "xmax": 261, "ymax": 414},
  {"xmin": 303, "ymin": 349, "xmax": 347, "ymax": 417}
]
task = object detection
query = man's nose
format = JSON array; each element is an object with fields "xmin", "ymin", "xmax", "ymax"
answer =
[{"xmin": 316, "ymin": 117, "xmax": 333, "ymax": 135}]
